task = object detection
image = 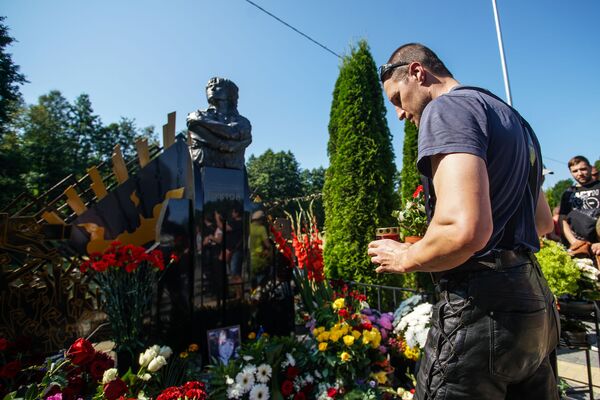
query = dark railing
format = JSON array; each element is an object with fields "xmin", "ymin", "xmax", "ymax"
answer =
[{"xmin": 344, "ymin": 280, "xmax": 434, "ymax": 311}]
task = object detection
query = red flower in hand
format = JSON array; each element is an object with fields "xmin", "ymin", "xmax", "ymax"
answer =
[{"xmin": 66, "ymin": 338, "xmax": 96, "ymax": 366}]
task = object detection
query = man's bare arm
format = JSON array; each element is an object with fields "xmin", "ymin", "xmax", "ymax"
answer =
[
  {"xmin": 369, "ymin": 153, "xmax": 493, "ymax": 273},
  {"xmin": 535, "ymin": 188, "xmax": 554, "ymax": 236}
]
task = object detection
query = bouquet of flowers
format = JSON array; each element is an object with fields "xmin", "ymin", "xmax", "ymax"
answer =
[
  {"xmin": 307, "ymin": 282, "xmax": 392, "ymax": 396},
  {"xmin": 393, "ymin": 185, "xmax": 428, "ymax": 240},
  {"xmin": 208, "ymin": 335, "xmax": 316, "ymax": 399},
  {"xmin": 80, "ymin": 241, "xmax": 177, "ymax": 351},
  {"xmin": 392, "ymin": 302, "xmax": 433, "ymax": 360}
]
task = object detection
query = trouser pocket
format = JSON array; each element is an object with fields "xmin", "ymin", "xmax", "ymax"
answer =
[{"xmin": 490, "ymin": 307, "xmax": 548, "ymax": 382}]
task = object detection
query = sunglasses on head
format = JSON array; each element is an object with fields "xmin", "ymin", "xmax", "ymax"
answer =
[{"xmin": 378, "ymin": 61, "xmax": 409, "ymax": 82}]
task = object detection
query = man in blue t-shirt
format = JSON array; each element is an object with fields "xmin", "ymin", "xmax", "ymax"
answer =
[{"xmin": 368, "ymin": 43, "xmax": 557, "ymax": 399}]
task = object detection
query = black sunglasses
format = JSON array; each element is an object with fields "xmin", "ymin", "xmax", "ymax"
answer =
[{"xmin": 378, "ymin": 61, "xmax": 409, "ymax": 82}]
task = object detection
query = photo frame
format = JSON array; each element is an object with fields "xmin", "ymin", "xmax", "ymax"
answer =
[{"xmin": 207, "ymin": 325, "xmax": 241, "ymax": 365}]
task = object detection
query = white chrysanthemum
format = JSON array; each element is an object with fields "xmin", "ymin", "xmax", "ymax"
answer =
[
  {"xmin": 416, "ymin": 327, "xmax": 430, "ymax": 348},
  {"xmin": 249, "ymin": 383, "xmax": 270, "ymax": 400},
  {"xmin": 235, "ymin": 371, "xmax": 255, "ymax": 393},
  {"xmin": 227, "ymin": 383, "xmax": 243, "ymax": 399},
  {"xmin": 158, "ymin": 346, "xmax": 173, "ymax": 359},
  {"xmin": 102, "ymin": 368, "xmax": 118, "ymax": 384},
  {"xmin": 256, "ymin": 364, "xmax": 272, "ymax": 383},
  {"xmin": 225, "ymin": 375, "xmax": 234, "ymax": 385},
  {"xmin": 147, "ymin": 355, "xmax": 167, "ymax": 372}
]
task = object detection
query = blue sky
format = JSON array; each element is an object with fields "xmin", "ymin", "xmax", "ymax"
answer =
[{"xmin": 3, "ymin": 0, "xmax": 599, "ymax": 188}]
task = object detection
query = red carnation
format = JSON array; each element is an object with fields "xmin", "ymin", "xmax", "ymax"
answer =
[
  {"xmin": 327, "ymin": 387, "xmax": 338, "ymax": 398},
  {"xmin": 66, "ymin": 338, "xmax": 96, "ymax": 366},
  {"xmin": 281, "ymin": 380, "xmax": 294, "ymax": 397},
  {"xmin": 156, "ymin": 386, "xmax": 183, "ymax": 400},
  {"xmin": 103, "ymin": 378, "xmax": 128, "ymax": 400},
  {"xmin": 0, "ymin": 360, "xmax": 21, "ymax": 379},
  {"xmin": 89, "ymin": 351, "xmax": 115, "ymax": 380}
]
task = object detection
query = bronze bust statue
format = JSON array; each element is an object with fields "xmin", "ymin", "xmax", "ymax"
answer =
[{"xmin": 186, "ymin": 77, "xmax": 252, "ymax": 169}]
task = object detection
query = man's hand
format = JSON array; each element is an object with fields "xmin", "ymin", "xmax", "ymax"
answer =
[
  {"xmin": 368, "ymin": 239, "xmax": 412, "ymax": 274},
  {"xmin": 591, "ymin": 242, "xmax": 600, "ymax": 256}
]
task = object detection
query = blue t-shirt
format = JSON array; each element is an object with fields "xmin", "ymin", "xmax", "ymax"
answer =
[{"xmin": 417, "ymin": 85, "xmax": 540, "ymax": 256}]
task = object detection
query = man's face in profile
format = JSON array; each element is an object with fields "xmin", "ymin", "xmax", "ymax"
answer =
[{"xmin": 569, "ymin": 161, "xmax": 593, "ymax": 185}]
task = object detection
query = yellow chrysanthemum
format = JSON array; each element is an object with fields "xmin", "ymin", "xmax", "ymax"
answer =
[
  {"xmin": 340, "ymin": 351, "xmax": 351, "ymax": 362},
  {"xmin": 352, "ymin": 330, "xmax": 361, "ymax": 339},
  {"xmin": 332, "ymin": 298, "xmax": 345, "ymax": 310},
  {"xmin": 343, "ymin": 335, "xmax": 355, "ymax": 346},
  {"xmin": 317, "ymin": 332, "xmax": 330, "ymax": 342},
  {"xmin": 404, "ymin": 345, "xmax": 421, "ymax": 361},
  {"xmin": 318, "ymin": 342, "xmax": 328, "ymax": 352}
]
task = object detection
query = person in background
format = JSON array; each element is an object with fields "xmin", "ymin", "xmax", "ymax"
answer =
[{"xmin": 558, "ymin": 155, "xmax": 600, "ymax": 258}]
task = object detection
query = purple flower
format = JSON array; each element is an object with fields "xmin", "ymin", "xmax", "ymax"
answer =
[
  {"xmin": 379, "ymin": 314, "xmax": 393, "ymax": 330},
  {"xmin": 379, "ymin": 345, "xmax": 388, "ymax": 354},
  {"xmin": 362, "ymin": 308, "xmax": 373, "ymax": 316},
  {"xmin": 46, "ymin": 394, "xmax": 63, "ymax": 400}
]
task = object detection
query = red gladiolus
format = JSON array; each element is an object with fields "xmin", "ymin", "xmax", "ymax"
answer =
[
  {"xmin": 281, "ymin": 380, "xmax": 294, "ymax": 397},
  {"xmin": 412, "ymin": 185, "xmax": 424, "ymax": 198},
  {"xmin": 66, "ymin": 338, "xmax": 96, "ymax": 366},
  {"xmin": 103, "ymin": 378, "xmax": 128, "ymax": 400},
  {"xmin": 0, "ymin": 360, "xmax": 21, "ymax": 379}
]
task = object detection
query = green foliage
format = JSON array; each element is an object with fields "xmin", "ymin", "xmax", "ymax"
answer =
[
  {"xmin": 0, "ymin": 17, "xmax": 27, "ymax": 138},
  {"xmin": 545, "ymin": 178, "xmax": 574, "ymax": 210},
  {"xmin": 0, "ymin": 90, "xmax": 156, "ymax": 206},
  {"xmin": 323, "ymin": 40, "xmax": 398, "ymax": 287},
  {"xmin": 595, "ymin": 159, "xmax": 600, "ymax": 171},
  {"xmin": 400, "ymin": 120, "xmax": 420, "ymax": 203},
  {"xmin": 247, "ymin": 149, "xmax": 303, "ymax": 201},
  {"xmin": 537, "ymin": 239, "xmax": 580, "ymax": 296}
]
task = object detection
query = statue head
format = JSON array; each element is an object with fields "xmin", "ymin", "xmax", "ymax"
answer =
[{"xmin": 205, "ymin": 77, "xmax": 239, "ymax": 108}]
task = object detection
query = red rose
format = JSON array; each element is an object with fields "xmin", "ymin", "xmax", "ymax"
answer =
[
  {"xmin": 338, "ymin": 309, "xmax": 349, "ymax": 319},
  {"xmin": 66, "ymin": 338, "xmax": 96, "ymax": 366},
  {"xmin": 0, "ymin": 360, "xmax": 21, "ymax": 379},
  {"xmin": 281, "ymin": 380, "xmax": 294, "ymax": 397},
  {"xmin": 327, "ymin": 388, "xmax": 338, "ymax": 398},
  {"xmin": 103, "ymin": 378, "xmax": 128, "ymax": 400},
  {"xmin": 0, "ymin": 338, "xmax": 8, "ymax": 351},
  {"xmin": 294, "ymin": 392, "xmax": 306, "ymax": 400},
  {"xmin": 361, "ymin": 321, "xmax": 372, "ymax": 331},
  {"xmin": 286, "ymin": 366, "xmax": 300, "ymax": 379},
  {"xmin": 89, "ymin": 351, "xmax": 114, "ymax": 380}
]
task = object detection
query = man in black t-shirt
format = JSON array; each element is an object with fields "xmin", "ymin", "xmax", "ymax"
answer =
[
  {"xmin": 559, "ymin": 155, "xmax": 600, "ymax": 256},
  {"xmin": 368, "ymin": 43, "xmax": 557, "ymax": 399}
]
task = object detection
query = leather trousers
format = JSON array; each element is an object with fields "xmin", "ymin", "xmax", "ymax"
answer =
[{"xmin": 415, "ymin": 253, "xmax": 560, "ymax": 400}]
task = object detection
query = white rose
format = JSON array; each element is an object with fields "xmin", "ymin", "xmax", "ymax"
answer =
[
  {"xmin": 102, "ymin": 368, "xmax": 118, "ymax": 384},
  {"xmin": 158, "ymin": 346, "xmax": 173, "ymax": 359},
  {"xmin": 147, "ymin": 355, "xmax": 167, "ymax": 372},
  {"xmin": 141, "ymin": 373, "xmax": 152, "ymax": 381}
]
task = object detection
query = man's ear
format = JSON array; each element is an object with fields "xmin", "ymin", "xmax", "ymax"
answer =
[{"xmin": 408, "ymin": 62, "xmax": 425, "ymax": 83}]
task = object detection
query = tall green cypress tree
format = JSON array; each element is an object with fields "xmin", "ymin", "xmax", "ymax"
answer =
[
  {"xmin": 323, "ymin": 40, "xmax": 397, "ymax": 285},
  {"xmin": 401, "ymin": 120, "xmax": 420, "ymax": 202}
]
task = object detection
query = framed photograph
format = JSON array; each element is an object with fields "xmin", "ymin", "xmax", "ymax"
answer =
[{"xmin": 207, "ymin": 325, "xmax": 241, "ymax": 364}]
